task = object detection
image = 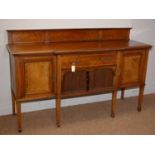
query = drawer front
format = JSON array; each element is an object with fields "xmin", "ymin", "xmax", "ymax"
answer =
[{"xmin": 61, "ymin": 53, "xmax": 117, "ymax": 69}]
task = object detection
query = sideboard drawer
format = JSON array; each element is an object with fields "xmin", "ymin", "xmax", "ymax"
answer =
[{"xmin": 61, "ymin": 53, "xmax": 117, "ymax": 69}]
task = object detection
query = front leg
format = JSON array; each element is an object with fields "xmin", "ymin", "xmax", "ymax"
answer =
[
  {"xmin": 137, "ymin": 86, "xmax": 144, "ymax": 112},
  {"xmin": 56, "ymin": 56, "xmax": 62, "ymax": 127},
  {"xmin": 56, "ymin": 95, "xmax": 61, "ymax": 127},
  {"xmin": 16, "ymin": 101, "xmax": 22, "ymax": 132},
  {"xmin": 111, "ymin": 90, "xmax": 117, "ymax": 118},
  {"xmin": 121, "ymin": 88, "xmax": 125, "ymax": 100},
  {"xmin": 11, "ymin": 90, "xmax": 16, "ymax": 115}
]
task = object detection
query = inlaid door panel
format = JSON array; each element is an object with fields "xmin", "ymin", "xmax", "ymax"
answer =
[
  {"xmin": 25, "ymin": 61, "xmax": 51, "ymax": 94},
  {"xmin": 19, "ymin": 56, "xmax": 55, "ymax": 98},
  {"xmin": 120, "ymin": 50, "xmax": 145, "ymax": 86}
]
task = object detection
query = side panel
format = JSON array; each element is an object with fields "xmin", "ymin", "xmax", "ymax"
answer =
[{"xmin": 9, "ymin": 54, "xmax": 17, "ymax": 95}]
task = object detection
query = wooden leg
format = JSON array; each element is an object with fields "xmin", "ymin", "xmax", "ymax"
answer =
[
  {"xmin": 56, "ymin": 95, "xmax": 61, "ymax": 127},
  {"xmin": 137, "ymin": 86, "xmax": 144, "ymax": 112},
  {"xmin": 11, "ymin": 91, "xmax": 16, "ymax": 115},
  {"xmin": 121, "ymin": 88, "xmax": 125, "ymax": 100},
  {"xmin": 16, "ymin": 101, "xmax": 22, "ymax": 132},
  {"xmin": 111, "ymin": 90, "xmax": 117, "ymax": 118}
]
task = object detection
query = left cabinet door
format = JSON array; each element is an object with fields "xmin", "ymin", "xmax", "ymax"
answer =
[{"xmin": 16, "ymin": 55, "xmax": 55, "ymax": 100}]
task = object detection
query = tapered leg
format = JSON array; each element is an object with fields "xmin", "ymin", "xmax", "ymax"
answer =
[
  {"xmin": 137, "ymin": 86, "xmax": 144, "ymax": 112},
  {"xmin": 121, "ymin": 88, "xmax": 125, "ymax": 100},
  {"xmin": 111, "ymin": 90, "xmax": 117, "ymax": 118},
  {"xmin": 56, "ymin": 95, "xmax": 61, "ymax": 127},
  {"xmin": 11, "ymin": 91, "xmax": 16, "ymax": 115},
  {"xmin": 56, "ymin": 56, "xmax": 62, "ymax": 127},
  {"xmin": 16, "ymin": 101, "xmax": 22, "ymax": 132}
]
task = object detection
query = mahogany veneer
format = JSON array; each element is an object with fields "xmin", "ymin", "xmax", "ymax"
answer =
[{"xmin": 7, "ymin": 28, "xmax": 152, "ymax": 132}]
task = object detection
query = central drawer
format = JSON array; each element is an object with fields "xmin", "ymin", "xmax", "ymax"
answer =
[{"xmin": 61, "ymin": 53, "xmax": 117, "ymax": 69}]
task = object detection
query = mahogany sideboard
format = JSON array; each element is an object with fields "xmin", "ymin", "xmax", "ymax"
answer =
[{"xmin": 7, "ymin": 28, "xmax": 152, "ymax": 132}]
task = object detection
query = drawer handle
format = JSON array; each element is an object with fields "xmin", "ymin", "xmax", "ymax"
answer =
[{"xmin": 71, "ymin": 62, "xmax": 76, "ymax": 72}]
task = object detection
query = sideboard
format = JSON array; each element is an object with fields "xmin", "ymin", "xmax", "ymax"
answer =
[{"xmin": 7, "ymin": 28, "xmax": 152, "ymax": 132}]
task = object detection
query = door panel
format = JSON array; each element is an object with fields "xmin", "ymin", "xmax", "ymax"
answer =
[
  {"xmin": 19, "ymin": 56, "xmax": 55, "ymax": 99},
  {"xmin": 62, "ymin": 70, "xmax": 87, "ymax": 94},
  {"xmin": 25, "ymin": 61, "xmax": 51, "ymax": 94},
  {"xmin": 121, "ymin": 51, "xmax": 144, "ymax": 86},
  {"xmin": 62, "ymin": 66, "xmax": 116, "ymax": 95},
  {"xmin": 89, "ymin": 67, "xmax": 116, "ymax": 90}
]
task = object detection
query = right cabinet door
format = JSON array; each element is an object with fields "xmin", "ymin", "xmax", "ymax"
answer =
[
  {"xmin": 120, "ymin": 50, "xmax": 147, "ymax": 87},
  {"xmin": 89, "ymin": 66, "xmax": 116, "ymax": 91}
]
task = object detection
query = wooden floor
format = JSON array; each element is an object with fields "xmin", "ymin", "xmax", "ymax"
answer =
[{"xmin": 0, "ymin": 94, "xmax": 155, "ymax": 135}]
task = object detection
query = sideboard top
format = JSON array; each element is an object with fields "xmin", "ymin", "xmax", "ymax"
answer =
[
  {"xmin": 7, "ymin": 27, "xmax": 132, "ymax": 31},
  {"xmin": 7, "ymin": 40, "xmax": 152, "ymax": 55},
  {"xmin": 7, "ymin": 28, "xmax": 152, "ymax": 55}
]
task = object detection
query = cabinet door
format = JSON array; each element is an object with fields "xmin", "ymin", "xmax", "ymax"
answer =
[
  {"xmin": 18, "ymin": 56, "xmax": 55, "ymax": 100},
  {"xmin": 61, "ymin": 66, "xmax": 116, "ymax": 97},
  {"xmin": 62, "ymin": 70, "xmax": 87, "ymax": 95},
  {"xmin": 120, "ymin": 50, "xmax": 146, "ymax": 86},
  {"xmin": 89, "ymin": 67, "xmax": 116, "ymax": 91}
]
